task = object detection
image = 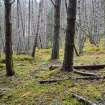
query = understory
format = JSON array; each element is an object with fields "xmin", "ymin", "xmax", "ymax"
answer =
[{"xmin": 0, "ymin": 43, "xmax": 105, "ymax": 105}]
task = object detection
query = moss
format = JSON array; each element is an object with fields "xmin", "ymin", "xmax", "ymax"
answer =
[
  {"xmin": 63, "ymin": 95, "xmax": 83, "ymax": 105},
  {"xmin": 0, "ymin": 63, "xmax": 5, "ymax": 69},
  {"xmin": 0, "ymin": 59, "xmax": 6, "ymax": 64},
  {"xmin": 1, "ymin": 45, "xmax": 105, "ymax": 104},
  {"xmin": 13, "ymin": 55, "xmax": 32, "ymax": 62}
]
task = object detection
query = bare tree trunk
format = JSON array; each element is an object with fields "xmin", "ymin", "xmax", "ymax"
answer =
[
  {"xmin": 4, "ymin": 0, "xmax": 15, "ymax": 76},
  {"xmin": 51, "ymin": 0, "xmax": 61, "ymax": 60},
  {"xmin": 27, "ymin": 0, "xmax": 31, "ymax": 53},
  {"xmin": 62, "ymin": 0, "xmax": 77, "ymax": 71},
  {"xmin": 31, "ymin": 1, "xmax": 42, "ymax": 58},
  {"xmin": 0, "ymin": 26, "xmax": 1, "ymax": 57}
]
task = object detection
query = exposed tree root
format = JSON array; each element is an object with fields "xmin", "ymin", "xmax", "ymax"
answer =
[{"xmin": 72, "ymin": 93, "xmax": 97, "ymax": 105}]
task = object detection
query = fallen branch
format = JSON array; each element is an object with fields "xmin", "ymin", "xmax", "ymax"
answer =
[
  {"xmin": 73, "ymin": 70, "xmax": 98, "ymax": 77},
  {"xmin": 73, "ymin": 76, "xmax": 105, "ymax": 80},
  {"xmin": 38, "ymin": 78, "xmax": 70, "ymax": 84},
  {"xmin": 72, "ymin": 93, "xmax": 97, "ymax": 105},
  {"xmin": 74, "ymin": 44, "xmax": 79, "ymax": 56},
  {"xmin": 38, "ymin": 76, "xmax": 105, "ymax": 84},
  {"xmin": 49, "ymin": 64, "xmax": 105, "ymax": 70},
  {"xmin": 49, "ymin": 65, "xmax": 60, "ymax": 70}
]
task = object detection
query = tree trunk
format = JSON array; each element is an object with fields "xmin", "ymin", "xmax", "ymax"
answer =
[
  {"xmin": 62, "ymin": 0, "xmax": 77, "ymax": 71},
  {"xmin": 51, "ymin": 0, "xmax": 61, "ymax": 60},
  {"xmin": 31, "ymin": 1, "xmax": 42, "ymax": 58},
  {"xmin": 4, "ymin": 0, "xmax": 15, "ymax": 76},
  {"xmin": 27, "ymin": 0, "xmax": 31, "ymax": 53}
]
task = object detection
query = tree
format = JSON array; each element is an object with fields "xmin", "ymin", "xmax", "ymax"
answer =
[
  {"xmin": 4, "ymin": 0, "xmax": 15, "ymax": 76},
  {"xmin": 77, "ymin": 0, "xmax": 86, "ymax": 54},
  {"xmin": 31, "ymin": 0, "xmax": 42, "ymax": 58},
  {"xmin": 0, "ymin": 26, "xmax": 1, "ymax": 57},
  {"xmin": 62, "ymin": 0, "xmax": 77, "ymax": 71},
  {"xmin": 51, "ymin": 0, "xmax": 61, "ymax": 60},
  {"xmin": 26, "ymin": 0, "xmax": 31, "ymax": 53},
  {"xmin": 0, "ymin": 0, "xmax": 2, "ymax": 57}
]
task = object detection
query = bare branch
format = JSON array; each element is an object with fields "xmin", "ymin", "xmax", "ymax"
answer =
[
  {"xmin": 10, "ymin": 0, "xmax": 15, "ymax": 5},
  {"xmin": 50, "ymin": 0, "xmax": 56, "ymax": 7},
  {"xmin": 65, "ymin": 0, "xmax": 68, "ymax": 13}
]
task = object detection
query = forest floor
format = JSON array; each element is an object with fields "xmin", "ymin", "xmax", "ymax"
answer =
[{"xmin": 1, "ymin": 42, "xmax": 105, "ymax": 105}]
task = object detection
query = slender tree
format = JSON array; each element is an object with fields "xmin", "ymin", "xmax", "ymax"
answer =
[
  {"xmin": 4, "ymin": 0, "xmax": 15, "ymax": 76},
  {"xmin": 0, "ymin": 26, "xmax": 1, "ymax": 57},
  {"xmin": 51, "ymin": 0, "xmax": 61, "ymax": 60},
  {"xmin": 62, "ymin": 0, "xmax": 77, "ymax": 71},
  {"xmin": 27, "ymin": 0, "xmax": 31, "ymax": 53},
  {"xmin": 32, "ymin": 0, "xmax": 42, "ymax": 58}
]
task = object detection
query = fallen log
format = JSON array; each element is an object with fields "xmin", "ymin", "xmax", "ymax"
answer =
[
  {"xmin": 72, "ymin": 93, "xmax": 97, "ymax": 105},
  {"xmin": 49, "ymin": 64, "xmax": 105, "ymax": 70},
  {"xmin": 74, "ymin": 64, "xmax": 105, "ymax": 70},
  {"xmin": 38, "ymin": 76, "xmax": 105, "ymax": 84},
  {"xmin": 73, "ymin": 70, "xmax": 98, "ymax": 77}
]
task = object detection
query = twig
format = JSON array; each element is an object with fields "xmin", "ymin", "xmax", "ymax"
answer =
[{"xmin": 65, "ymin": 0, "xmax": 68, "ymax": 13}]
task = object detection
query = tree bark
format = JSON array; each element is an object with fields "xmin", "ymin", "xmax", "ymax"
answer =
[
  {"xmin": 4, "ymin": 0, "xmax": 15, "ymax": 76},
  {"xmin": 62, "ymin": 0, "xmax": 77, "ymax": 71},
  {"xmin": 51, "ymin": 0, "xmax": 61, "ymax": 60}
]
